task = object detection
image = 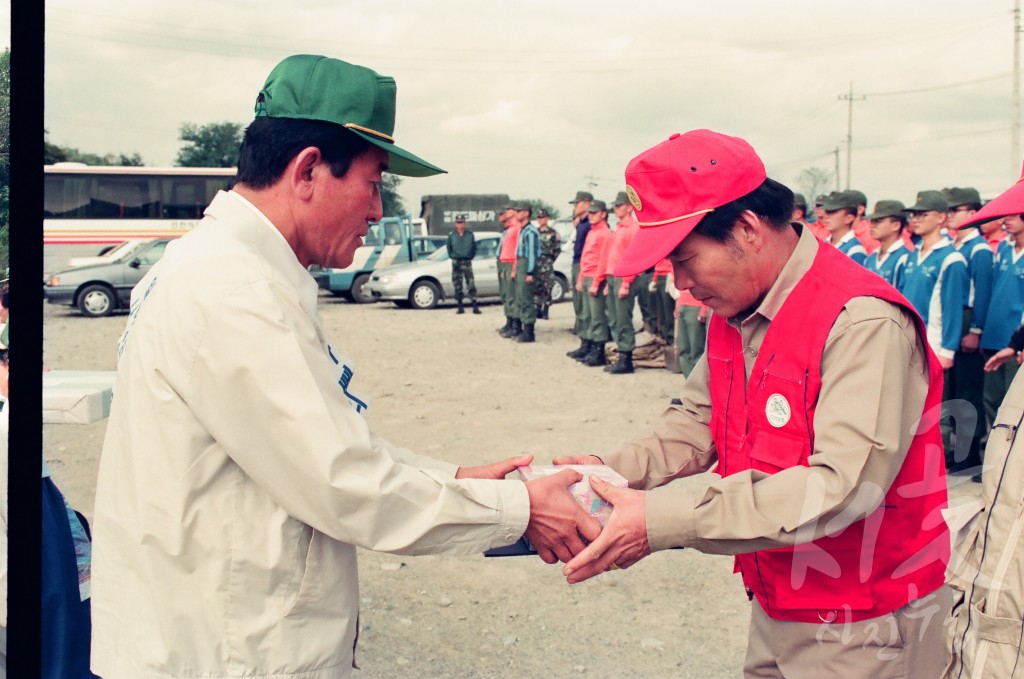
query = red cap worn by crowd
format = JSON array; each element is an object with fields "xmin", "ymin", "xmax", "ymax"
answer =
[
  {"xmin": 957, "ymin": 161, "xmax": 1024, "ymax": 230},
  {"xmin": 612, "ymin": 129, "xmax": 767, "ymax": 277}
]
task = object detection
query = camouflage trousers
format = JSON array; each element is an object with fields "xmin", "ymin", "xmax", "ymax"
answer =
[
  {"xmin": 451, "ymin": 259, "xmax": 477, "ymax": 301},
  {"xmin": 533, "ymin": 258, "xmax": 556, "ymax": 315}
]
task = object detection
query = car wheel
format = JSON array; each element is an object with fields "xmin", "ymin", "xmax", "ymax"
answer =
[
  {"xmin": 350, "ymin": 273, "xmax": 373, "ymax": 304},
  {"xmin": 409, "ymin": 280, "xmax": 440, "ymax": 309},
  {"xmin": 77, "ymin": 284, "xmax": 116, "ymax": 317},
  {"xmin": 550, "ymin": 274, "xmax": 568, "ymax": 303}
]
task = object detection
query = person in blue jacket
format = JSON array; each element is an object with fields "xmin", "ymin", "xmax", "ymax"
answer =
[
  {"xmin": 820, "ymin": 190, "xmax": 867, "ymax": 264},
  {"xmin": 981, "ymin": 214, "xmax": 1024, "ymax": 429},
  {"xmin": 863, "ymin": 199, "xmax": 910, "ymax": 287},
  {"xmin": 944, "ymin": 187, "xmax": 993, "ymax": 473},
  {"xmin": 897, "ymin": 190, "xmax": 970, "ymax": 472}
]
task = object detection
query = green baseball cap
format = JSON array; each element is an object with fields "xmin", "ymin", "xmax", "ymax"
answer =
[
  {"xmin": 587, "ymin": 200, "xmax": 608, "ymax": 213},
  {"xmin": 866, "ymin": 199, "xmax": 906, "ymax": 220},
  {"xmin": 904, "ymin": 190, "xmax": 949, "ymax": 213},
  {"xmin": 846, "ymin": 189, "xmax": 868, "ymax": 207},
  {"xmin": 820, "ymin": 190, "xmax": 857, "ymax": 211},
  {"xmin": 793, "ymin": 193, "xmax": 807, "ymax": 209},
  {"xmin": 570, "ymin": 191, "xmax": 594, "ymax": 204},
  {"xmin": 255, "ymin": 54, "xmax": 445, "ymax": 178},
  {"xmin": 612, "ymin": 190, "xmax": 631, "ymax": 207},
  {"xmin": 942, "ymin": 186, "xmax": 982, "ymax": 208}
]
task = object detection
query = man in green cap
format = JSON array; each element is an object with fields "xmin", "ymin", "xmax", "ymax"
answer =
[
  {"xmin": 89, "ymin": 54, "xmax": 600, "ymax": 679},
  {"xmin": 512, "ymin": 201, "xmax": 541, "ymax": 342},
  {"xmin": 533, "ymin": 208, "xmax": 562, "ymax": 320},
  {"xmin": 447, "ymin": 214, "xmax": 479, "ymax": 315}
]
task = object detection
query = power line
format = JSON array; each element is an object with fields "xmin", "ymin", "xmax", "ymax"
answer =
[{"xmin": 862, "ymin": 73, "xmax": 1012, "ymax": 97}]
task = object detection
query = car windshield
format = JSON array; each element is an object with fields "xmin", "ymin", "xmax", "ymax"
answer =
[
  {"xmin": 106, "ymin": 240, "xmax": 149, "ymax": 260},
  {"xmin": 426, "ymin": 247, "xmax": 450, "ymax": 262}
]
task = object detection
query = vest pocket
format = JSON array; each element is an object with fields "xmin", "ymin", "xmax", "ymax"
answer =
[{"xmin": 747, "ymin": 427, "xmax": 808, "ymax": 474}]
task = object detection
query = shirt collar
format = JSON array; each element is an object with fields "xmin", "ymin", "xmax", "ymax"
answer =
[
  {"xmin": 219, "ymin": 190, "xmax": 321, "ymax": 315},
  {"xmin": 732, "ymin": 224, "xmax": 818, "ymax": 326}
]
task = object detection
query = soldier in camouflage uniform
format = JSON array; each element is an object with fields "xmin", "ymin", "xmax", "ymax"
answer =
[
  {"xmin": 534, "ymin": 209, "xmax": 562, "ymax": 319},
  {"xmin": 446, "ymin": 214, "xmax": 480, "ymax": 314}
]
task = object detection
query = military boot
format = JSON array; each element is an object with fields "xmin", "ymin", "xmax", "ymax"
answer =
[
  {"xmin": 581, "ymin": 341, "xmax": 606, "ymax": 367},
  {"xmin": 502, "ymin": 319, "xmax": 522, "ymax": 339},
  {"xmin": 472, "ymin": 301, "xmax": 481, "ymax": 315},
  {"xmin": 567, "ymin": 339, "xmax": 590, "ymax": 359},
  {"xmin": 515, "ymin": 323, "xmax": 535, "ymax": 343},
  {"xmin": 607, "ymin": 351, "xmax": 634, "ymax": 374},
  {"xmin": 497, "ymin": 317, "xmax": 513, "ymax": 335},
  {"xmin": 456, "ymin": 300, "xmax": 465, "ymax": 314}
]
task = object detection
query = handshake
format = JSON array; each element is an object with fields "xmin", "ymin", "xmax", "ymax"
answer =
[{"xmin": 457, "ymin": 454, "xmax": 652, "ymax": 584}]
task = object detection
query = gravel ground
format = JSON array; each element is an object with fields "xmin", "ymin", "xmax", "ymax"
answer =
[{"xmin": 41, "ymin": 293, "xmax": 982, "ymax": 679}]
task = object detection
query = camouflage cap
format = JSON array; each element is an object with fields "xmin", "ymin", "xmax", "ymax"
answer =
[
  {"xmin": 612, "ymin": 190, "xmax": 631, "ymax": 207},
  {"xmin": 587, "ymin": 199, "xmax": 608, "ymax": 213},
  {"xmin": 537, "ymin": 208, "xmax": 550, "ymax": 218},
  {"xmin": 814, "ymin": 193, "xmax": 829, "ymax": 206},
  {"xmin": 793, "ymin": 193, "xmax": 807, "ymax": 209},
  {"xmin": 570, "ymin": 190, "xmax": 594, "ymax": 204},
  {"xmin": 513, "ymin": 200, "xmax": 532, "ymax": 212}
]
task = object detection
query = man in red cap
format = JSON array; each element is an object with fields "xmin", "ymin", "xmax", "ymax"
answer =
[{"xmin": 556, "ymin": 129, "xmax": 951, "ymax": 678}]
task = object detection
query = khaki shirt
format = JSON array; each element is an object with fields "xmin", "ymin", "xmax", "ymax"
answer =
[{"xmin": 602, "ymin": 226, "xmax": 930, "ymax": 554}]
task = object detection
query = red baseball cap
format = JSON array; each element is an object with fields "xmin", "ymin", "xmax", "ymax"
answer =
[
  {"xmin": 612, "ymin": 129, "xmax": 767, "ymax": 277},
  {"xmin": 957, "ymin": 162, "xmax": 1024, "ymax": 230}
]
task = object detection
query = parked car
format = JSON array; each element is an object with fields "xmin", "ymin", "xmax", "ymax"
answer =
[
  {"xmin": 364, "ymin": 231, "xmax": 572, "ymax": 309},
  {"xmin": 44, "ymin": 238, "xmax": 171, "ymax": 317},
  {"xmin": 411, "ymin": 235, "xmax": 448, "ymax": 258},
  {"xmin": 66, "ymin": 239, "xmax": 152, "ymax": 268}
]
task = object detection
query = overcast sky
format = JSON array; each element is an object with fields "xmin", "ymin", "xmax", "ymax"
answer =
[{"xmin": 21, "ymin": 0, "xmax": 1023, "ymax": 216}]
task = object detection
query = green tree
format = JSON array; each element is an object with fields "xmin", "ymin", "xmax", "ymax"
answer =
[
  {"xmin": 795, "ymin": 167, "xmax": 834, "ymax": 206},
  {"xmin": 380, "ymin": 174, "xmax": 405, "ymax": 216},
  {"xmin": 175, "ymin": 121, "xmax": 243, "ymax": 167}
]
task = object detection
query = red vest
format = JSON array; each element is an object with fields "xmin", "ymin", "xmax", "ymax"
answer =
[{"xmin": 706, "ymin": 241, "xmax": 949, "ymax": 624}]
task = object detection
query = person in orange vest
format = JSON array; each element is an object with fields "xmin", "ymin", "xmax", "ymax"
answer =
[
  {"xmin": 604, "ymin": 191, "xmax": 640, "ymax": 374},
  {"xmin": 651, "ymin": 257, "xmax": 675, "ymax": 344},
  {"xmin": 673, "ymin": 284, "xmax": 708, "ymax": 377},
  {"xmin": 556, "ymin": 129, "xmax": 951, "ymax": 678},
  {"xmin": 847, "ymin": 189, "xmax": 880, "ymax": 254},
  {"xmin": 497, "ymin": 203, "xmax": 522, "ymax": 338},
  {"xmin": 574, "ymin": 200, "xmax": 614, "ymax": 367}
]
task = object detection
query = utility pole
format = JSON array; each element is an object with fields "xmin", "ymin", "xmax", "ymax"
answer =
[
  {"xmin": 1013, "ymin": 0, "xmax": 1021, "ymax": 176},
  {"xmin": 838, "ymin": 83, "xmax": 865, "ymax": 190},
  {"xmin": 833, "ymin": 147, "xmax": 841, "ymax": 191},
  {"xmin": 584, "ymin": 172, "xmax": 599, "ymax": 191}
]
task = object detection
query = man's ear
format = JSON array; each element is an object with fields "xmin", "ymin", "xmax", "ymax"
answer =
[
  {"xmin": 733, "ymin": 211, "xmax": 765, "ymax": 250},
  {"xmin": 287, "ymin": 147, "xmax": 322, "ymax": 201}
]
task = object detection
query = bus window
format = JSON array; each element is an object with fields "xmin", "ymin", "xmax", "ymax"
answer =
[
  {"xmin": 43, "ymin": 175, "xmax": 90, "ymax": 218},
  {"xmin": 384, "ymin": 222, "xmax": 401, "ymax": 245},
  {"xmin": 363, "ymin": 223, "xmax": 382, "ymax": 247},
  {"xmin": 92, "ymin": 176, "xmax": 161, "ymax": 219}
]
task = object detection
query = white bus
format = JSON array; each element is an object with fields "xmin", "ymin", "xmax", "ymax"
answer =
[{"xmin": 43, "ymin": 163, "xmax": 236, "ymax": 274}]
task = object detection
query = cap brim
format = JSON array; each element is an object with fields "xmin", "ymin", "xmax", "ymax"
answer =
[
  {"xmin": 611, "ymin": 215, "xmax": 703, "ymax": 277},
  {"xmin": 347, "ymin": 128, "xmax": 446, "ymax": 177},
  {"xmin": 958, "ymin": 181, "xmax": 1024, "ymax": 230}
]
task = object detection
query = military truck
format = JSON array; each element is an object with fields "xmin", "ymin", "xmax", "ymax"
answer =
[
  {"xmin": 310, "ymin": 215, "xmax": 445, "ymax": 302},
  {"xmin": 419, "ymin": 194, "xmax": 511, "ymax": 235}
]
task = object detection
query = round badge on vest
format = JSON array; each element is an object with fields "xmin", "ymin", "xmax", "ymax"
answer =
[{"xmin": 765, "ymin": 394, "xmax": 791, "ymax": 428}]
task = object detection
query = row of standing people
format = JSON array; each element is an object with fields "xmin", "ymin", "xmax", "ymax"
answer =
[
  {"xmin": 803, "ymin": 186, "xmax": 1020, "ymax": 480},
  {"xmin": 564, "ymin": 191, "xmax": 709, "ymax": 376}
]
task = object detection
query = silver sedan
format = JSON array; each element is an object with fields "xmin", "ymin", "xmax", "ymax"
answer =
[{"xmin": 365, "ymin": 231, "xmax": 572, "ymax": 309}]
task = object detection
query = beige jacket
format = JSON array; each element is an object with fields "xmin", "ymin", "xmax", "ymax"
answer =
[
  {"xmin": 90, "ymin": 191, "xmax": 529, "ymax": 678},
  {"xmin": 944, "ymin": 369, "xmax": 1024, "ymax": 678}
]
